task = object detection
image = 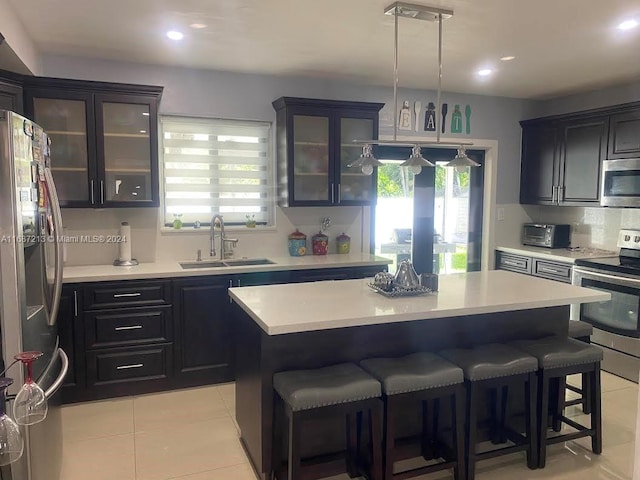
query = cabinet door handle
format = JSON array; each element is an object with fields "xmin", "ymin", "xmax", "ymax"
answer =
[
  {"xmin": 113, "ymin": 292, "xmax": 141, "ymax": 298},
  {"xmin": 100, "ymin": 180, "xmax": 105, "ymax": 204},
  {"xmin": 337, "ymin": 183, "xmax": 341, "ymax": 203},
  {"xmin": 90, "ymin": 180, "xmax": 95, "ymax": 204},
  {"xmin": 502, "ymin": 260, "xmax": 524, "ymax": 268},
  {"xmin": 551, "ymin": 185, "xmax": 557, "ymax": 203},
  {"xmin": 116, "ymin": 363, "xmax": 143, "ymax": 370},
  {"xmin": 114, "ymin": 325, "xmax": 143, "ymax": 331},
  {"xmin": 330, "ymin": 183, "xmax": 335, "ymax": 203},
  {"xmin": 558, "ymin": 185, "xmax": 564, "ymax": 203},
  {"xmin": 73, "ymin": 290, "xmax": 78, "ymax": 317},
  {"xmin": 237, "ymin": 279, "xmax": 241, "ymax": 287},
  {"xmin": 229, "ymin": 280, "xmax": 233, "ymax": 288}
]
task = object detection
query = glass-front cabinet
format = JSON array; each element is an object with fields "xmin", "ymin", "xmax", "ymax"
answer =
[
  {"xmin": 25, "ymin": 79, "xmax": 162, "ymax": 208},
  {"xmin": 273, "ymin": 97, "xmax": 384, "ymax": 207}
]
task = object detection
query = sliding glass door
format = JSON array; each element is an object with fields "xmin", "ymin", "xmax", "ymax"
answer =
[{"xmin": 373, "ymin": 147, "xmax": 484, "ymax": 275}]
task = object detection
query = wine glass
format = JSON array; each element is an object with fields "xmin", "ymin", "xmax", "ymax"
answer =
[
  {"xmin": 0, "ymin": 378, "xmax": 24, "ymax": 465},
  {"xmin": 13, "ymin": 352, "xmax": 48, "ymax": 426}
]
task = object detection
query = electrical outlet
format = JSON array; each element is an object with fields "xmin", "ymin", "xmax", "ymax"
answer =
[{"xmin": 497, "ymin": 207, "xmax": 505, "ymax": 221}]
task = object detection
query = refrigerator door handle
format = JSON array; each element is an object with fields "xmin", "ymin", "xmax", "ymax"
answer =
[
  {"xmin": 44, "ymin": 167, "xmax": 64, "ymax": 327},
  {"xmin": 44, "ymin": 349, "xmax": 68, "ymax": 399}
]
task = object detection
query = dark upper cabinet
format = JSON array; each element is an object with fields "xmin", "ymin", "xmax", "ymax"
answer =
[
  {"xmin": 520, "ymin": 124, "xmax": 558, "ymax": 204},
  {"xmin": 24, "ymin": 78, "xmax": 162, "ymax": 208},
  {"xmin": 0, "ymin": 77, "xmax": 23, "ymax": 114},
  {"xmin": 559, "ymin": 117, "xmax": 608, "ymax": 203},
  {"xmin": 608, "ymin": 110, "xmax": 640, "ymax": 159},
  {"xmin": 273, "ymin": 97, "xmax": 384, "ymax": 207},
  {"xmin": 520, "ymin": 115, "xmax": 608, "ymax": 206}
]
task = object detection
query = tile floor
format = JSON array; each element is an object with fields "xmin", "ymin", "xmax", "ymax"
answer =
[{"xmin": 60, "ymin": 372, "xmax": 638, "ymax": 480}]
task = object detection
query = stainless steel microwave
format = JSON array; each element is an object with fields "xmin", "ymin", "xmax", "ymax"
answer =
[
  {"xmin": 601, "ymin": 159, "xmax": 640, "ymax": 207},
  {"xmin": 522, "ymin": 223, "xmax": 571, "ymax": 248}
]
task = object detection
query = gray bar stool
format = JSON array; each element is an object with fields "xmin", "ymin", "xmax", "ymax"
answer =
[
  {"xmin": 360, "ymin": 352, "xmax": 466, "ymax": 480},
  {"xmin": 272, "ymin": 363, "xmax": 383, "ymax": 480},
  {"xmin": 510, "ymin": 336, "xmax": 603, "ymax": 468},
  {"xmin": 439, "ymin": 344, "xmax": 539, "ymax": 480},
  {"xmin": 567, "ymin": 320, "xmax": 594, "ymax": 413}
]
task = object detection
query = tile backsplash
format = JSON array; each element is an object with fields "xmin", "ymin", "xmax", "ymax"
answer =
[{"xmin": 61, "ymin": 206, "xmax": 369, "ymax": 266}]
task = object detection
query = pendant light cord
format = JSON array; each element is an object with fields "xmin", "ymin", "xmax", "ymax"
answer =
[
  {"xmin": 436, "ymin": 12, "xmax": 443, "ymax": 143},
  {"xmin": 393, "ymin": 6, "xmax": 399, "ymax": 142}
]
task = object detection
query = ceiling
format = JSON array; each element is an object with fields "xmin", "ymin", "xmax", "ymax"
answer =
[{"xmin": 7, "ymin": 0, "xmax": 640, "ymax": 99}]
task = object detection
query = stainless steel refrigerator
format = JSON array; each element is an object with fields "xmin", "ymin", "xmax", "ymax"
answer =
[{"xmin": 0, "ymin": 110, "xmax": 68, "ymax": 480}]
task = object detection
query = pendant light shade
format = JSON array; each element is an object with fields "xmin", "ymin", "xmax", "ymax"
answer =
[
  {"xmin": 444, "ymin": 146, "xmax": 480, "ymax": 168},
  {"xmin": 348, "ymin": 144, "xmax": 383, "ymax": 175},
  {"xmin": 400, "ymin": 145, "xmax": 435, "ymax": 174}
]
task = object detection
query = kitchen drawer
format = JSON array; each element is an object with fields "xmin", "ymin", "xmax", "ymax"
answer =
[
  {"xmin": 532, "ymin": 258, "xmax": 572, "ymax": 283},
  {"xmin": 86, "ymin": 344, "xmax": 172, "ymax": 386},
  {"xmin": 85, "ymin": 306, "xmax": 173, "ymax": 349},
  {"xmin": 495, "ymin": 251, "xmax": 532, "ymax": 274},
  {"xmin": 84, "ymin": 280, "xmax": 171, "ymax": 309}
]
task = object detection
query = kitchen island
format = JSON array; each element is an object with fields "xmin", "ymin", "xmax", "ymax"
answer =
[{"xmin": 229, "ymin": 270, "xmax": 610, "ymax": 479}]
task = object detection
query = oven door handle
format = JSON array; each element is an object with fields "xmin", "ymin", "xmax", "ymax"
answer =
[{"xmin": 573, "ymin": 267, "xmax": 640, "ymax": 287}]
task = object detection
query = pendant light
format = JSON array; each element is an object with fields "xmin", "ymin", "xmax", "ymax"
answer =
[{"xmin": 351, "ymin": 2, "xmax": 479, "ymax": 174}]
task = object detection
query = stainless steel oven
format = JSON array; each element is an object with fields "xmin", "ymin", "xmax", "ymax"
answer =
[
  {"xmin": 572, "ymin": 265, "xmax": 640, "ymax": 382},
  {"xmin": 601, "ymin": 159, "xmax": 640, "ymax": 207}
]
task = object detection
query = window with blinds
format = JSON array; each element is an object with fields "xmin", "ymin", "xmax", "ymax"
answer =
[{"xmin": 161, "ymin": 116, "xmax": 273, "ymax": 226}]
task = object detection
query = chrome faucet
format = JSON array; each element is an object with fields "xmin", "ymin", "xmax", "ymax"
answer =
[{"xmin": 210, "ymin": 214, "xmax": 238, "ymax": 260}]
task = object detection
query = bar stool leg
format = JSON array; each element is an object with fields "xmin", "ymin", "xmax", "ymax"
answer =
[
  {"xmin": 369, "ymin": 401, "xmax": 384, "ymax": 480},
  {"xmin": 466, "ymin": 381, "xmax": 478, "ymax": 480},
  {"xmin": 553, "ymin": 377, "xmax": 566, "ymax": 432},
  {"xmin": 525, "ymin": 371, "xmax": 538, "ymax": 469},
  {"xmin": 591, "ymin": 364, "xmax": 602, "ymax": 454},
  {"xmin": 538, "ymin": 371, "xmax": 550, "ymax": 469},
  {"xmin": 383, "ymin": 396, "xmax": 396, "ymax": 480},
  {"xmin": 498, "ymin": 386, "xmax": 509, "ymax": 444},
  {"xmin": 421, "ymin": 400, "xmax": 434, "ymax": 460},
  {"xmin": 452, "ymin": 386, "xmax": 466, "ymax": 480},
  {"xmin": 346, "ymin": 413, "xmax": 358, "ymax": 477},
  {"xmin": 287, "ymin": 408, "xmax": 302, "ymax": 480},
  {"xmin": 582, "ymin": 373, "xmax": 592, "ymax": 414}
]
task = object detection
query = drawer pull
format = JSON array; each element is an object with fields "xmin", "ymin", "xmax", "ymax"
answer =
[
  {"xmin": 116, "ymin": 363, "xmax": 144, "ymax": 370},
  {"xmin": 114, "ymin": 325, "xmax": 144, "ymax": 331},
  {"xmin": 113, "ymin": 293, "xmax": 142, "ymax": 298},
  {"xmin": 539, "ymin": 266, "xmax": 561, "ymax": 274},
  {"xmin": 503, "ymin": 260, "xmax": 524, "ymax": 268}
]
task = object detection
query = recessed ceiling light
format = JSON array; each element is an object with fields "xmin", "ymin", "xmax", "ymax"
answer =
[
  {"xmin": 190, "ymin": 23, "xmax": 207, "ymax": 29},
  {"xmin": 166, "ymin": 30, "xmax": 184, "ymax": 40},
  {"xmin": 477, "ymin": 69, "xmax": 493, "ymax": 77},
  {"xmin": 500, "ymin": 56, "xmax": 515, "ymax": 61},
  {"xmin": 618, "ymin": 19, "xmax": 638, "ymax": 30}
]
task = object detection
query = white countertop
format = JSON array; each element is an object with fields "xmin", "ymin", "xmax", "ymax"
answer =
[
  {"xmin": 496, "ymin": 245, "xmax": 617, "ymax": 264},
  {"xmin": 229, "ymin": 270, "xmax": 610, "ymax": 335},
  {"xmin": 62, "ymin": 253, "xmax": 391, "ymax": 283}
]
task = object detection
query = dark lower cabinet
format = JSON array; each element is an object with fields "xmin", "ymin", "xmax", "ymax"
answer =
[
  {"xmin": 172, "ymin": 277, "xmax": 234, "ymax": 386},
  {"xmin": 59, "ymin": 286, "xmax": 83, "ymax": 404},
  {"xmin": 495, "ymin": 250, "xmax": 571, "ymax": 284},
  {"xmin": 59, "ymin": 264, "xmax": 389, "ymax": 403}
]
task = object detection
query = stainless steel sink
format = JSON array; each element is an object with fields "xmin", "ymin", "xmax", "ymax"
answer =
[
  {"xmin": 179, "ymin": 258, "xmax": 275, "ymax": 269},
  {"xmin": 223, "ymin": 258, "xmax": 275, "ymax": 267},
  {"xmin": 180, "ymin": 261, "xmax": 227, "ymax": 269}
]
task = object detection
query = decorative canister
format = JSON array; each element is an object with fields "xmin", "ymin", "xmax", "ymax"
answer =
[
  {"xmin": 312, "ymin": 231, "xmax": 329, "ymax": 255},
  {"xmin": 288, "ymin": 229, "xmax": 307, "ymax": 256},
  {"xmin": 336, "ymin": 232, "xmax": 351, "ymax": 254}
]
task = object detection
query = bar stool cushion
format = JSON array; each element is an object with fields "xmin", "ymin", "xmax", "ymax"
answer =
[
  {"xmin": 511, "ymin": 336, "xmax": 603, "ymax": 369},
  {"xmin": 439, "ymin": 343, "xmax": 538, "ymax": 381},
  {"xmin": 273, "ymin": 363, "xmax": 381, "ymax": 412},
  {"xmin": 360, "ymin": 352, "xmax": 463, "ymax": 395},
  {"xmin": 568, "ymin": 320, "xmax": 593, "ymax": 339}
]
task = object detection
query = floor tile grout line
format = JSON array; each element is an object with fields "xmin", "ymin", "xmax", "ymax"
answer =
[{"xmin": 162, "ymin": 460, "xmax": 252, "ymax": 480}]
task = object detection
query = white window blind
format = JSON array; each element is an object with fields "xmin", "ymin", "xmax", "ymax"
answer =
[{"xmin": 161, "ymin": 116, "xmax": 273, "ymax": 226}]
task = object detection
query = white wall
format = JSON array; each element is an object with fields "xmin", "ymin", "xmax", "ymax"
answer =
[{"xmin": 0, "ymin": 0, "xmax": 41, "ymax": 74}]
